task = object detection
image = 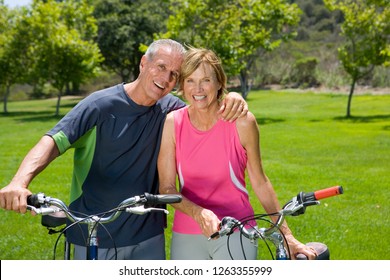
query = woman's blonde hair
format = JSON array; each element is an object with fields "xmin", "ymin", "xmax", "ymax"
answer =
[{"xmin": 177, "ymin": 46, "xmax": 227, "ymax": 100}]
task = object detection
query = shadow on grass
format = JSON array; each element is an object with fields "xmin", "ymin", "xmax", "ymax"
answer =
[
  {"xmin": 333, "ymin": 114, "xmax": 390, "ymax": 123},
  {"xmin": 334, "ymin": 114, "xmax": 390, "ymax": 131},
  {"xmin": 256, "ymin": 117, "xmax": 285, "ymax": 125},
  {"xmin": 0, "ymin": 111, "xmax": 65, "ymax": 123},
  {"xmin": 0, "ymin": 101, "xmax": 80, "ymax": 122}
]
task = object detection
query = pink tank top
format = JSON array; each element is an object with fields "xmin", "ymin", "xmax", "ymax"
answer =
[{"xmin": 172, "ymin": 107, "xmax": 256, "ymax": 234}]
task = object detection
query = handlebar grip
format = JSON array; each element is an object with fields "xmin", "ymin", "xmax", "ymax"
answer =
[
  {"xmin": 144, "ymin": 193, "xmax": 182, "ymax": 205},
  {"xmin": 27, "ymin": 194, "xmax": 41, "ymax": 208},
  {"xmin": 300, "ymin": 186, "xmax": 343, "ymax": 203},
  {"xmin": 314, "ymin": 186, "xmax": 343, "ymax": 200}
]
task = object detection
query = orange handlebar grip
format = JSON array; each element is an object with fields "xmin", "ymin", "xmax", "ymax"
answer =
[{"xmin": 314, "ymin": 186, "xmax": 343, "ymax": 200}]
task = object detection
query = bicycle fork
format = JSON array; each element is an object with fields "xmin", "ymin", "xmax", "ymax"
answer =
[
  {"xmin": 86, "ymin": 216, "xmax": 100, "ymax": 260},
  {"xmin": 261, "ymin": 230, "xmax": 288, "ymax": 260}
]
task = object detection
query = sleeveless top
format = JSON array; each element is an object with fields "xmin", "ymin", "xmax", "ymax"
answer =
[{"xmin": 172, "ymin": 106, "xmax": 256, "ymax": 234}]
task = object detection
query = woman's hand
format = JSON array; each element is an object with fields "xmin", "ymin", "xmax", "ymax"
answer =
[
  {"xmin": 193, "ymin": 208, "xmax": 221, "ymax": 238},
  {"xmin": 285, "ymin": 235, "xmax": 318, "ymax": 260}
]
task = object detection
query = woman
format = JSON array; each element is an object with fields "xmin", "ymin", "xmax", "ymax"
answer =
[{"xmin": 158, "ymin": 47, "xmax": 317, "ymax": 260}]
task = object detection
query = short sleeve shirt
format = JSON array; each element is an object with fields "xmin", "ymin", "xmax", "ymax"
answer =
[{"xmin": 46, "ymin": 84, "xmax": 185, "ymax": 247}]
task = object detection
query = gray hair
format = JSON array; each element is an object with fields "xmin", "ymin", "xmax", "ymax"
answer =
[{"xmin": 145, "ymin": 39, "xmax": 186, "ymax": 60}]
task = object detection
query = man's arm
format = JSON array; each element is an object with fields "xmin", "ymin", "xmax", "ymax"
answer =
[{"xmin": 0, "ymin": 135, "xmax": 60, "ymax": 213}]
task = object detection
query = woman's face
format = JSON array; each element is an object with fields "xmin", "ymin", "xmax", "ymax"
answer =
[{"xmin": 183, "ymin": 63, "xmax": 221, "ymax": 110}]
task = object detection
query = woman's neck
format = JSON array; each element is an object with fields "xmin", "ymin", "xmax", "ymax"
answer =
[{"xmin": 187, "ymin": 103, "xmax": 220, "ymax": 131}]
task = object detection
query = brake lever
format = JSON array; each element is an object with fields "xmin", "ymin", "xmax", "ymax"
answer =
[
  {"xmin": 125, "ymin": 206, "xmax": 169, "ymax": 215},
  {"xmin": 27, "ymin": 205, "xmax": 58, "ymax": 215}
]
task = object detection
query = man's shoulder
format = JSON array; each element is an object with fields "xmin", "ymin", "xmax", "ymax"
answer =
[
  {"xmin": 157, "ymin": 93, "xmax": 186, "ymax": 110},
  {"xmin": 87, "ymin": 84, "xmax": 123, "ymax": 100}
]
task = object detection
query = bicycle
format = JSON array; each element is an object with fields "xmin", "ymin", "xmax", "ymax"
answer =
[
  {"xmin": 209, "ymin": 185, "xmax": 343, "ymax": 260},
  {"xmin": 27, "ymin": 192, "xmax": 182, "ymax": 260}
]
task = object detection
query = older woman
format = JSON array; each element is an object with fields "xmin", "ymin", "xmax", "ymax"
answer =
[{"xmin": 158, "ymin": 46, "xmax": 317, "ymax": 260}]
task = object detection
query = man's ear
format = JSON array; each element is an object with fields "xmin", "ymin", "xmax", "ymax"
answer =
[{"xmin": 139, "ymin": 55, "xmax": 147, "ymax": 72}]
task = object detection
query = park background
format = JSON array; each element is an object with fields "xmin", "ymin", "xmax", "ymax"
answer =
[{"xmin": 0, "ymin": 0, "xmax": 389, "ymax": 260}]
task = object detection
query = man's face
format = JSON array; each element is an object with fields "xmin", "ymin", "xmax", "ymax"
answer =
[{"xmin": 139, "ymin": 46, "xmax": 183, "ymax": 105}]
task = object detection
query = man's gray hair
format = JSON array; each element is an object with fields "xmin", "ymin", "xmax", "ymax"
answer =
[{"xmin": 145, "ymin": 39, "xmax": 186, "ymax": 60}]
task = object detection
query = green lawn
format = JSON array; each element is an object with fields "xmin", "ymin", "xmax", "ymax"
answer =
[{"xmin": 0, "ymin": 91, "xmax": 389, "ymax": 260}]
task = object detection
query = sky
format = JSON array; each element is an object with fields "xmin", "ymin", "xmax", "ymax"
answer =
[{"xmin": 3, "ymin": 0, "xmax": 32, "ymax": 8}]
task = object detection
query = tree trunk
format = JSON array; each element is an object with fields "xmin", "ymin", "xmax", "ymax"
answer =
[
  {"xmin": 3, "ymin": 85, "xmax": 10, "ymax": 114},
  {"xmin": 239, "ymin": 70, "xmax": 250, "ymax": 100},
  {"xmin": 346, "ymin": 79, "xmax": 356, "ymax": 118},
  {"xmin": 55, "ymin": 90, "xmax": 63, "ymax": 117}
]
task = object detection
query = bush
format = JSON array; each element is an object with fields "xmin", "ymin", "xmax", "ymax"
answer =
[{"xmin": 285, "ymin": 57, "xmax": 320, "ymax": 88}]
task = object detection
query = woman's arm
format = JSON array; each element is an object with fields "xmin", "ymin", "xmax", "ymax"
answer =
[
  {"xmin": 157, "ymin": 112, "xmax": 220, "ymax": 237},
  {"xmin": 236, "ymin": 113, "xmax": 317, "ymax": 260}
]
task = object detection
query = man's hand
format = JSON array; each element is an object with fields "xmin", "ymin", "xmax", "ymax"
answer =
[
  {"xmin": 218, "ymin": 92, "xmax": 248, "ymax": 122},
  {"xmin": 0, "ymin": 184, "xmax": 32, "ymax": 214}
]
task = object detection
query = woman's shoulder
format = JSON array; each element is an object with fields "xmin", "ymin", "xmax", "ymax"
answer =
[
  {"xmin": 235, "ymin": 111, "xmax": 257, "ymax": 129},
  {"xmin": 166, "ymin": 106, "xmax": 188, "ymax": 124}
]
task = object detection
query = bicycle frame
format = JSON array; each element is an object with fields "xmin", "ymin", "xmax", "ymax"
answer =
[
  {"xmin": 210, "ymin": 185, "xmax": 343, "ymax": 260},
  {"xmin": 27, "ymin": 192, "xmax": 182, "ymax": 260}
]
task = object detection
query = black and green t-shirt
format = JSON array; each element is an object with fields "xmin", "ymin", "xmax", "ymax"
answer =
[{"xmin": 46, "ymin": 83, "xmax": 185, "ymax": 247}]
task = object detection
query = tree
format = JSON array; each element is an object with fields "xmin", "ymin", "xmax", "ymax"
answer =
[
  {"xmin": 0, "ymin": 4, "xmax": 31, "ymax": 113},
  {"xmin": 324, "ymin": 0, "xmax": 390, "ymax": 117},
  {"xmin": 164, "ymin": 0, "xmax": 301, "ymax": 99},
  {"xmin": 27, "ymin": 0, "xmax": 103, "ymax": 116},
  {"xmin": 93, "ymin": 0, "xmax": 170, "ymax": 82}
]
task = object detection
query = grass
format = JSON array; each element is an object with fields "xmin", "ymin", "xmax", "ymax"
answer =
[{"xmin": 0, "ymin": 91, "xmax": 389, "ymax": 260}]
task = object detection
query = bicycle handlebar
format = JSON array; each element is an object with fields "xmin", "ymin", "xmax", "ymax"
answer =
[
  {"xmin": 143, "ymin": 193, "xmax": 183, "ymax": 205},
  {"xmin": 298, "ymin": 185, "xmax": 343, "ymax": 203},
  {"xmin": 27, "ymin": 192, "xmax": 182, "ymax": 224},
  {"xmin": 210, "ymin": 185, "xmax": 343, "ymax": 241},
  {"xmin": 209, "ymin": 185, "xmax": 343, "ymax": 260},
  {"xmin": 26, "ymin": 192, "xmax": 182, "ymax": 260}
]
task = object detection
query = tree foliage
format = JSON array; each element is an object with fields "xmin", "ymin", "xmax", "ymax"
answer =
[
  {"xmin": 93, "ymin": 0, "xmax": 170, "ymax": 82},
  {"xmin": 0, "ymin": 5, "xmax": 30, "ymax": 113},
  {"xmin": 163, "ymin": 0, "xmax": 301, "ymax": 99},
  {"xmin": 324, "ymin": 0, "xmax": 390, "ymax": 117},
  {"xmin": 0, "ymin": 0, "xmax": 103, "ymax": 115}
]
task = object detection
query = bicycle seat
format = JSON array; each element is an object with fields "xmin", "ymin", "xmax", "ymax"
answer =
[{"xmin": 296, "ymin": 242, "xmax": 330, "ymax": 260}]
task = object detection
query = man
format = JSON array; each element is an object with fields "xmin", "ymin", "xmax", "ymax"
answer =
[{"xmin": 0, "ymin": 39, "xmax": 247, "ymax": 260}]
